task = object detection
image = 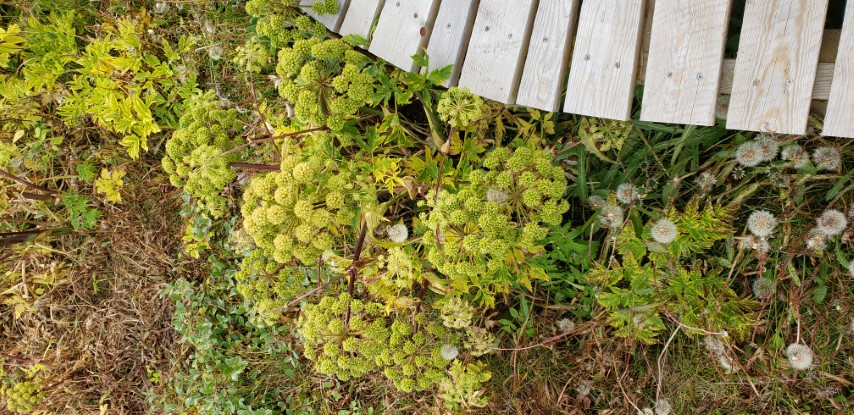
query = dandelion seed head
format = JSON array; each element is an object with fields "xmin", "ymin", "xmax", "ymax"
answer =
[
  {"xmin": 718, "ymin": 354, "xmax": 736, "ymax": 374},
  {"xmin": 208, "ymin": 45, "xmax": 224, "ymax": 60},
  {"xmin": 440, "ymin": 344, "xmax": 459, "ymax": 361},
  {"xmin": 387, "ymin": 224, "xmax": 409, "ymax": 243},
  {"xmin": 815, "ymin": 209, "xmax": 848, "ymax": 237},
  {"xmin": 654, "ymin": 398, "xmax": 672, "ymax": 415},
  {"xmin": 599, "ymin": 204, "xmax": 624, "ymax": 229},
  {"xmin": 752, "ymin": 278, "xmax": 775, "ymax": 300},
  {"xmin": 204, "ymin": 20, "xmax": 216, "ymax": 35},
  {"xmin": 695, "ymin": 172, "xmax": 717, "ymax": 191},
  {"xmin": 735, "ymin": 141, "xmax": 763, "ymax": 167},
  {"xmin": 486, "ymin": 186, "xmax": 509, "ymax": 204},
  {"xmin": 575, "ymin": 380, "xmax": 592, "ymax": 396},
  {"xmin": 812, "ymin": 146, "xmax": 841, "ymax": 172},
  {"xmin": 154, "ymin": 2, "xmax": 168, "ymax": 14},
  {"xmin": 756, "ymin": 135, "xmax": 780, "ymax": 161},
  {"xmin": 704, "ymin": 335, "xmax": 726, "ymax": 355},
  {"xmin": 849, "ymin": 261, "xmax": 854, "ymax": 278},
  {"xmin": 616, "ymin": 183, "xmax": 641, "ymax": 205},
  {"xmin": 639, "ymin": 408, "xmax": 654, "ymax": 415},
  {"xmin": 651, "ymin": 219, "xmax": 678, "ymax": 244},
  {"xmin": 781, "ymin": 145, "xmax": 809, "ymax": 169},
  {"xmin": 785, "ymin": 343, "xmax": 814, "ymax": 370},
  {"xmin": 806, "ymin": 229, "xmax": 827, "ymax": 251},
  {"xmin": 557, "ymin": 318, "xmax": 576, "ymax": 332},
  {"xmin": 588, "ymin": 195, "xmax": 606, "ymax": 210},
  {"xmin": 747, "ymin": 210, "xmax": 777, "ymax": 238}
]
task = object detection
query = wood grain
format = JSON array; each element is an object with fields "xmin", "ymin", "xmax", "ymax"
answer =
[
  {"xmin": 563, "ymin": 0, "xmax": 646, "ymax": 120},
  {"xmin": 516, "ymin": 0, "xmax": 580, "ymax": 112},
  {"xmin": 726, "ymin": 0, "xmax": 829, "ymax": 135},
  {"xmin": 369, "ymin": 0, "xmax": 441, "ymax": 71},
  {"xmin": 640, "ymin": 0, "xmax": 731, "ymax": 126},
  {"xmin": 457, "ymin": 0, "xmax": 538, "ymax": 104},
  {"xmin": 425, "ymin": 0, "xmax": 479, "ymax": 87},
  {"xmin": 823, "ymin": 1, "xmax": 854, "ymax": 138},
  {"xmin": 339, "ymin": 0, "xmax": 384, "ymax": 40}
]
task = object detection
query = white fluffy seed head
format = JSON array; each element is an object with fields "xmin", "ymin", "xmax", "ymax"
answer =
[
  {"xmin": 557, "ymin": 318, "xmax": 576, "ymax": 332},
  {"xmin": 755, "ymin": 135, "xmax": 780, "ymax": 162},
  {"xmin": 752, "ymin": 278, "xmax": 775, "ymax": 300},
  {"xmin": 781, "ymin": 145, "xmax": 808, "ymax": 169},
  {"xmin": 599, "ymin": 204, "xmax": 624, "ymax": 229},
  {"xmin": 704, "ymin": 335, "xmax": 726, "ymax": 355},
  {"xmin": 806, "ymin": 228, "xmax": 828, "ymax": 251},
  {"xmin": 718, "ymin": 354, "xmax": 736, "ymax": 374},
  {"xmin": 815, "ymin": 209, "xmax": 848, "ymax": 237},
  {"xmin": 616, "ymin": 183, "xmax": 641, "ymax": 205},
  {"xmin": 588, "ymin": 195, "xmax": 606, "ymax": 210},
  {"xmin": 575, "ymin": 380, "xmax": 592, "ymax": 396},
  {"xmin": 440, "ymin": 344, "xmax": 459, "ymax": 361},
  {"xmin": 486, "ymin": 186, "xmax": 509, "ymax": 204},
  {"xmin": 208, "ymin": 45, "xmax": 223, "ymax": 60},
  {"xmin": 812, "ymin": 146, "xmax": 841, "ymax": 172},
  {"xmin": 735, "ymin": 141, "xmax": 762, "ymax": 167},
  {"xmin": 654, "ymin": 398, "xmax": 672, "ymax": 415},
  {"xmin": 785, "ymin": 343, "xmax": 814, "ymax": 370},
  {"xmin": 747, "ymin": 210, "xmax": 777, "ymax": 238},
  {"xmin": 849, "ymin": 261, "xmax": 854, "ymax": 278},
  {"xmin": 387, "ymin": 224, "xmax": 409, "ymax": 243},
  {"xmin": 651, "ymin": 219, "xmax": 678, "ymax": 244}
]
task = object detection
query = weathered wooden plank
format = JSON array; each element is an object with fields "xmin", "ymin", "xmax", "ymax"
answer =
[
  {"xmin": 339, "ymin": 0, "xmax": 384, "ymax": 40},
  {"xmin": 425, "ymin": 0, "xmax": 479, "ymax": 87},
  {"xmin": 457, "ymin": 0, "xmax": 538, "ymax": 104},
  {"xmin": 516, "ymin": 0, "xmax": 580, "ymax": 112},
  {"xmin": 640, "ymin": 0, "xmax": 731, "ymax": 126},
  {"xmin": 726, "ymin": 0, "xmax": 829, "ymax": 135},
  {"xmin": 564, "ymin": 0, "xmax": 646, "ymax": 120},
  {"xmin": 823, "ymin": 1, "xmax": 854, "ymax": 138},
  {"xmin": 719, "ymin": 60, "xmax": 834, "ymax": 99},
  {"xmin": 369, "ymin": 0, "xmax": 441, "ymax": 72},
  {"xmin": 305, "ymin": 0, "xmax": 351, "ymax": 32}
]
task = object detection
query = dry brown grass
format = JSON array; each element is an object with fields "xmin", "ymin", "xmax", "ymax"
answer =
[{"xmin": 1, "ymin": 160, "xmax": 197, "ymax": 414}]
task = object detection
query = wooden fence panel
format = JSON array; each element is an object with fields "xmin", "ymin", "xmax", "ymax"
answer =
[
  {"xmin": 640, "ymin": 0, "xmax": 731, "ymax": 126},
  {"xmin": 823, "ymin": 1, "xmax": 854, "ymax": 138},
  {"xmin": 564, "ymin": 0, "xmax": 646, "ymax": 120},
  {"xmin": 425, "ymin": 0, "xmax": 479, "ymax": 87},
  {"xmin": 458, "ymin": 0, "xmax": 538, "ymax": 104},
  {"xmin": 726, "ymin": 0, "xmax": 829, "ymax": 135},
  {"xmin": 516, "ymin": 0, "xmax": 580, "ymax": 112},
  {"xmin": 369, "ymin": 0, "xmax": 441, "ymax": 71},
  {"xmin": 339, "ymin": 0, "xmax": 384, "ymax": 40}
]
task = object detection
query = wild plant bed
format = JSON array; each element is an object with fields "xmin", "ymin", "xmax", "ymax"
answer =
[{"xmin": 0, "ymin": 1, "xmax": 852, "ymax": 414}]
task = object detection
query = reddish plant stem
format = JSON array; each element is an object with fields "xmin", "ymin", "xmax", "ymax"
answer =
[
  {"xmin": 0, "ymin": 168, "xmax": 58, "ymax": 196},
  {"xmin": 344, "ymin": 222, "xmax": 368, "ymax": 327},
  {"xmin": 221, "ymin": 128, "xmax": 327, "ymax": 159},
  {"xmin": 228, "ymin": 162, "xmax": 280, "ymax": 171}
]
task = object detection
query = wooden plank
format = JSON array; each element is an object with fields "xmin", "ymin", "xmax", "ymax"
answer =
[
  {"xmin": 640, "ymin": 0, "xmax": 732, "ymax": 126},
  {"xmin": 720, "ymin": 60, "xmax": 834, "ymax": 100},
  {"xmin": 516, "ymin": 0, "xmax": 580, "ymax": 112},
  {"xmin": 457, "ymin": 0, "xmax": 538, "ymax": 104},
  {"xmin": 339, "ymin": 0, "xmax": 384, "ymax": 40},
  {"xmin": 369, "ymin": 0, "xmax": 441, "ymax": 72},
  {"xmin": 304, "ymin": 0, "xmax": 351, "ymax": 32},
  {"xmin": 425, "ymin": 0, "xmax": 479, "ymax": 87},
  {"xmin": 726, "ymin": 0, "xmax": 829, "ymax": 135},
  {"xmin": 823, "ymin": 2, "xmax": 854, "ymax": 138},
  {"xmin": 563, "ymin": 0, "xmax": 646, "ymax": 120}
]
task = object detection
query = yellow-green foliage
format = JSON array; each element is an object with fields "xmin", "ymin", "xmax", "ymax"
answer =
[
  {"xmin": 241, "ymin": 142, "xmax": 377, "ymax": 265},
  {"xmin": 421, "ymin": 145, "xmax": 569, "ymax": 307},
  {"xmin": 276, "ymin": 38, "xmax": 377, "ymax": 131},
  {"xmin": 297, "ymin": 294, "xmax": 460, "ymax": 393},
  {"xmin": 234, "ymin": 250, "xmax": 310, "ymax": 325},
  {"xmin": 246, "ymin": 0, "xmax": 333, "ymax": 48},
  {"xmin": 2, "ymin": 380, "xmax": 44, "ymax": 414},
  {"xmin": 439, "ymin": 361, "xmax": 491, "ymax": 410},
  {"xmin": 588, "ymin": 201, "xmax": 757, "ymax": 343},
  {"xmin": 162, "ymin": 91, "xmax": 242, "ymax": 218}
]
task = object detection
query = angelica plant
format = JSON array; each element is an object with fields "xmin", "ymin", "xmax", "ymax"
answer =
[
  {"xmin": 276, "ymin": 38, "xmax": 377, "ymax": 131},
  {"xmin": 162, "ymin": 91, "xmax": 243, "ymax": 218},
  {"xmin": 421, "ymin": 144, "xmax": 569, "ymax": 307}
]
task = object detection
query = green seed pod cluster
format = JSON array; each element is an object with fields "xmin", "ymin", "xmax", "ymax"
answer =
[
  {"xmin": 241, "ymin": 147, "xmax": 376, "ymax": 265},
  {"xmin": 162, "ymin": 91, "xmax": 242, "ymax": 218},
  {"xmin": 276, "ymin": 38, "xmax": 377, "ymax": 131},
  {"xmin": 235, "ymin": 250, "xmax": 311, "ymax": 325},
  {"xmin": 245, "ymin": 0, "xmax": 328, "ymax": 48},
  {"xmin": 3, "ymin": 380, "xmax": 45, "ymax": 414},
  {"xmin": 297, "ymin": 294, "xmax": 458, "ymax": 393},
  {"xmin": 421, "ymin": 146, "xmax": 569, "ymax": 306}
]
